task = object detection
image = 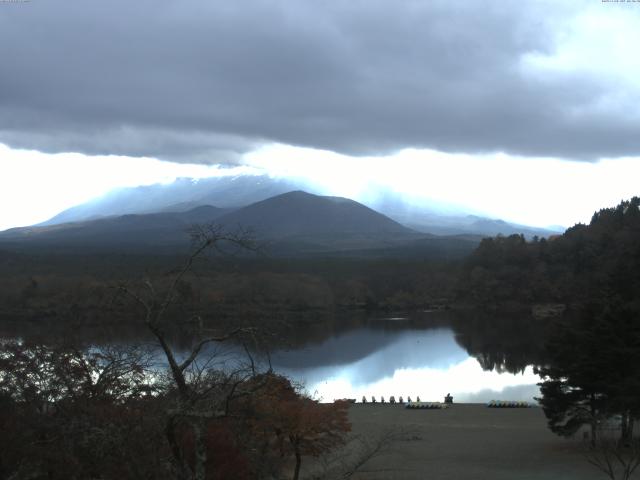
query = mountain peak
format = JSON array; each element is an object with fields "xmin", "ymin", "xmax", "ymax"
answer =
[{"xmin": 214, "ymin": 190, "xmax": 415, "ymax": 239}]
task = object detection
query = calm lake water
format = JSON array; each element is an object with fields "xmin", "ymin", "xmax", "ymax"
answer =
[
  {"xmin": 2, "ymin": 311, "xmax": 545, "ymax": 404},
  {"xmin": 267, "ymin": 318, "xmax": 541, "ymax": 403}
]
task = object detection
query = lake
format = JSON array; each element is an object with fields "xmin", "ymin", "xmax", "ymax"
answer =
[
  {"xmin": 1, "ymin": 310, "xmax": 546, "ymax": 404},
  {"xmin": 266, "ymin": 315, "xmax": 542, "ymax": 403}
]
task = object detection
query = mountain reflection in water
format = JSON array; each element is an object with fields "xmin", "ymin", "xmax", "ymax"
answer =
[{"xmin": 269, "ymin": 324, "xmax": 540, "ymax": 403}]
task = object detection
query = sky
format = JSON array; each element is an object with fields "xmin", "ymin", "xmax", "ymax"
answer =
[{"xmin": 1, "ymin": 0, "xmax": 639, "ymax": 230}]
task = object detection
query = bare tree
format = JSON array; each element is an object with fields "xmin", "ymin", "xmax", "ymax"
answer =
[
  {"xmin": 115, "ymin": 224, "xmax": 263, "ymax": 480},
  {"xmin": 585, "ymin": 436, "xmax": 640, "ymax": 480},
  {"xmin": 310, "ymin": 427, "xmax": 419, "ymax": 480}
]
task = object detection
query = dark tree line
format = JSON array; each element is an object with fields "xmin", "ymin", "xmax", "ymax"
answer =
[
  {"xmin": 459, "ymin": 197, "xmax": 640, "ymax": 308},
  {"xmin": 460, "ymin": 198, "xmax": 640, "ymax": 447},
  {"xmin": 536, "ymin": 302, "xmax": 640, "ymax": 447}
]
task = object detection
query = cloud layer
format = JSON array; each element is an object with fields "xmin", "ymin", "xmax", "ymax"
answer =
[{"xmin": 1, "ymin": 0, "xmax": 639, "ymax": 162}]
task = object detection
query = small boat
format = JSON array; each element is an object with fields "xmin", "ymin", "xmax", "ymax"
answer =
[
  {"xmin": 487, "ymin": 400, "xmax": 532, "ymax": 408},
  {"xmin": 405, "ymin": 402, "xmax": 448, "ymax": 410}
]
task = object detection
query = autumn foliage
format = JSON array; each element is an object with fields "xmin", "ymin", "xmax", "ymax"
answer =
[
  {"xmin": 240, "ymin": 373, "xmax": 351, "ymax": 479},
  {"xmin": 0, "ymin": 342, "xmax": 351, "ymax": 480}
]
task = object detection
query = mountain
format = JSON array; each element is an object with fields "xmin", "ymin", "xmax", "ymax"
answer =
[
  {"xmin": 0, "ymin": 192, "xmax": 417, "ymax": 252},
  {"xmin": 365, "ymin": 192, "xmax": 562, "ymax": 238},
  {"xmin": 40, "ymin": 175, "xmax": 313, "ymax": 226},
  {"xmin": 1, "ymin": 206, "xmax": 228, "ymax": 249},
  {"xmin": 0, "ymin": 191, "xmax": 485, "ymax": 258},
  {"xmin": 217, "ymin": 191, "xmax": 413, "ymax": 237},
  {"xmin": 37, "ymin": 175, "xmax": 562, "ymax": 239},
  {"xmin": 407, "ymin": 215, "xmax": 561, "ymax": 238},
  {"xmin": 215, "ymin": 191, "xmax": 427, "ymax": 253}
]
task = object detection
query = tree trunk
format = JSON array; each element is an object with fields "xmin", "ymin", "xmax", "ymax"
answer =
[
  {"xmin": 291, "ymin": 437, "xmax": 302, "ymax": 480},
  {"xmin": 166, "ymin": 416, "xmax": 190, "ymax": 480},
  {"xmin": 590, "ymin": 395, "xmax": 598, "ymax": 447},
  {"xmin": 149, "ymin": 323, "xmax": 189, "ymax": 395},
  {"xmin": 620, "ymin": 411, "xmax": 633, "ymax": 446},
  {"xmin": 193, "ymin": 420, "xmax": 207, "ymax": 480}
]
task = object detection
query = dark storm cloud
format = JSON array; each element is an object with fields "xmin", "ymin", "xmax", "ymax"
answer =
[{"xmin": 0, "ymin": 0, "xmax": 636, "ymax": 162}]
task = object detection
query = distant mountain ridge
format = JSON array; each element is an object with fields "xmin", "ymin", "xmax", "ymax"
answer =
[
  {"xmin": 33, "ymin": 174, "xmax": 562, "ymax": 238},
  {"xmin": 405, "ymin": 215, "xmax": 560, "ymax": 238},
  {"xmin": 2, "ymin": 206, "xmax": 229, "ymax": 248},
  {"xmin": 1, "ymin": 191, "xmax": 440, "ymax": 255},
  {"xmin": 40, "ymin": 175, "xmax": 311, "ymax": 226},
  {"xmin": 366, "ymin": 194, "xmax": 561, "ymax": 238}
]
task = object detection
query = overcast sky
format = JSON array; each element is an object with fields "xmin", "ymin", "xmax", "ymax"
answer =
[{"xmin": 1, "ymin": 0, "xmax": 639, "ymax": 230}]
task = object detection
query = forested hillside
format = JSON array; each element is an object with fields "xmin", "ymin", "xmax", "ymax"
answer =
[{"xmin": 460, "ymin": 197, "xmax": 640, "ymax": 308}]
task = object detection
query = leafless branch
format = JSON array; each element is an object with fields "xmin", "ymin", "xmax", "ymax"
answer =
[
  {"xmin": 585, "ymin": 437, "xmax": 640, "ymax": 480},
  {"xmin": 310, "ymin": 427, "xmax": 419, "ymax": 480},
  {"xmin": 178, "ymin": 327, "xmax": 246, "ymax": 372}
]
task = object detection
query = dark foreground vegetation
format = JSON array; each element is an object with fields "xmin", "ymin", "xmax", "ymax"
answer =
[
  {"xmin": 0, "ymin": 340, "xmax": 353, "ymax": 480},
  {"xmin": 1, "ymin": 198, "xmax": 640, "ymax": 479}
]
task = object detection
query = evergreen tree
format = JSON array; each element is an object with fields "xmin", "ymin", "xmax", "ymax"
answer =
[{"xmin": 537, "ymin": 303, "xmax": 640, "ymax": 444}]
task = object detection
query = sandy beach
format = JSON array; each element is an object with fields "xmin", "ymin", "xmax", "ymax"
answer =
[{"xmin": 342, "ymin": 403, "xmax": 607, "ymax": 480}]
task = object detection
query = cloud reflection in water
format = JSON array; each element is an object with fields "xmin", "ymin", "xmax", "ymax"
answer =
[{"xmin": 270, "ymin": 327, "xmax": 540, "ymax": 403}]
